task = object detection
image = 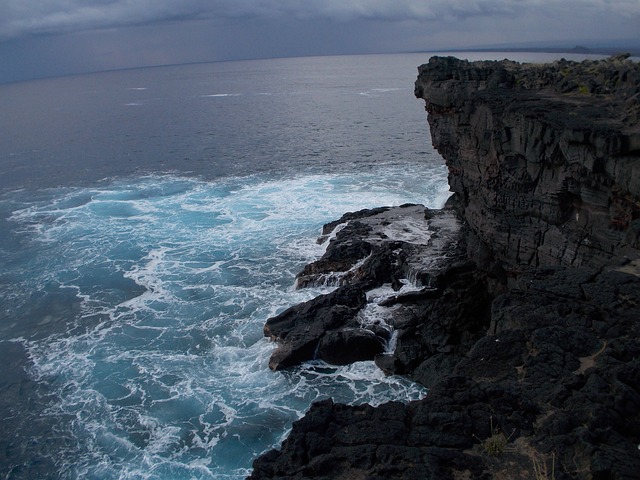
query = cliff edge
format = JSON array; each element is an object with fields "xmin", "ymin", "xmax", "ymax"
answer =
[
  {"xmin": 415, "ymin": 55, "xmax": 640, "ymax": 273},
  {"xmin": 249, "ymin": 56, "xmax": 640, "ymax": 479}
]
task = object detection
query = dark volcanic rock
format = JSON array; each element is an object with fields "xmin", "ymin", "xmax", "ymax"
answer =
[
  {"xmin": 391, "ymin": 260, "xmax": 493, "ymax": 383},
  {"xmin": 251, "ymin": 56, "xmax": 640, "ymax": 480},
  {"xmin": 264, "ymin": 205, "xmax": 464, "ymax": 370},
  {"xmin": 316, "ymin": 329, "xmax": 385, "ymax": 365},
  {"xmin": 295, "ymin": 222, "xmax": 373, "ymax": 288},
  {"xmin": 415, "ymin": 55, "xmax": 640, "ymax": 273},
  {"xmin": 296, "ymin": 204, "xmax": 462, "ymax": 289},
  {"xmin": 264, "ymin": 285, "xmax": 368, "ymax": 370},
  {"xmin": 253, "ymin": 267, "xmax": 640, "ymax": 479}
]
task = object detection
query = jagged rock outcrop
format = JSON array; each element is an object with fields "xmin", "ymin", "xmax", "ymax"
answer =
[
  {"xmin": 415, "ymin": 55, "xmax": 640, "ymax": 272},
  {"xmin": 252, "ymin": 264, "xmax": 640, "ymax": 480},
  {"xmin": 250, "ymin": 56, "xmax": 640, "ymax": 480},
  {"xmin": 264, "ymin": 204, "xmax": 464, "ymax": 370}
]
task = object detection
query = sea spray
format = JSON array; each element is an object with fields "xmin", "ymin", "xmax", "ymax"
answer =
[{"xmin": 2, "ymin": 167, "xmax": 447, "ymax": 479}]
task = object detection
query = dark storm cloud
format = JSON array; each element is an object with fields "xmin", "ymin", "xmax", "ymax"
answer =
[
  {"xmin": 3, "ymin": 0, "xmax": 639, "ymax": 40},
  {"xmin": 1, "ymin": 1, "xmax": 639, "ymax": 84}
]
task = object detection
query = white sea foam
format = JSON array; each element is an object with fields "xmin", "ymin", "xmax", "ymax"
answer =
[
  {"xmin": 359, "ymin": 87, "xmax": 403, "ymax": 97},
  {"xmin": 4, "ymin": 168, "xmax": 444, "ymax": 479},
  {"xmin": 381, "ymin": 216, "xmax": 432, "ymax": 245}
]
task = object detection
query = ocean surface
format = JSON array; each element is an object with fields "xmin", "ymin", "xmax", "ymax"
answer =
[{"xmin": 0, "ymin": 51, "xmax": 603, "ymax": 479}]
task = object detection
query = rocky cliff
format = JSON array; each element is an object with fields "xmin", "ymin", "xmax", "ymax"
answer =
[
  {"xmin": 415, "ymin": 55, "xmax": 640, "ymax": 273},
  {"xmin": 249, "ymin": 56, "xmax": 640, "ymax": 479}
]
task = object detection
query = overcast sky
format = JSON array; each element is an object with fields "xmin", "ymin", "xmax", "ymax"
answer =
[{"xmin": 1, "ymin": 0, "xmax": 639, "ymax": 83}]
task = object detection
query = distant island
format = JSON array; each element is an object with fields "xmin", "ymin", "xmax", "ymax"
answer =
[{"xmin": 414, "ymin": 43, "xmax": 640, "ymax": 58}]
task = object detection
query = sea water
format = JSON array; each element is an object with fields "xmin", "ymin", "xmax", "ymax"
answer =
[{"xmin": 0, "ymin": 52, "xmax": 602, "ymax": 479}]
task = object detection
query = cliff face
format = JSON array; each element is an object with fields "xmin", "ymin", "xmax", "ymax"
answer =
[
  {"xmin": 415, "ymin": 55, "xmax": 640, "ymax": 272},
  {"xmin": 249, "ymin": 57, "xmax": 640, "ymax": 480}
]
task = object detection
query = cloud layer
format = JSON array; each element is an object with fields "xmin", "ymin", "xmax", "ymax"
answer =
[
  {"xmin": 2, "ymin": 0, "xmax": 639, "ymax": 40},
  {"xmin": 1, "ymin": 0, "xmax": 638, "ymax": 84}
]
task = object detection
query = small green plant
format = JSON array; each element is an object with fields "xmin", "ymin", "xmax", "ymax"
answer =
[
  {"xmin": 474, "ymin": 417, "xmax": 515, "ymax": 457},
  {"xmin": 532, "ymin": 452, "xmax": 556, "ymax": 480},
  {"xmin": 482, "ymin": 430, "xmax": 508, "ymax": 456},
  {"xmin": 577, "ymin": 84, "xmax": 590, "ymax": 95}
]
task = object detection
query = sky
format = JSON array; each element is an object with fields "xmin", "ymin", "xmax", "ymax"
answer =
[{"xmin": 1, "ymin": 0, "xmax": 639, "ymax": 83}]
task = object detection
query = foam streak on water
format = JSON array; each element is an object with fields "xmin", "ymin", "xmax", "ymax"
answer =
[{"xmin": 2, "ymin": 165, "xmax": 448, "ymax": 479}]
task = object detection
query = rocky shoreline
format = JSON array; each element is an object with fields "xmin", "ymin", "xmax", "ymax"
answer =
[{"xmin": 248, "ymin": 56, "xmax": 640, "ymax": 479}]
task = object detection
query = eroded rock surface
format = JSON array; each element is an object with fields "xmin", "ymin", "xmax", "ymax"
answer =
[{"xmin": 414, "ymin": 54, "xmax": 640, "ymax": 272}]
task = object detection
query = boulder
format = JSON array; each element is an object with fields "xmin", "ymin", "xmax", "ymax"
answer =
[{"xmin": 265, "ymin": 285, "xmax": 367, "ymax": 370}]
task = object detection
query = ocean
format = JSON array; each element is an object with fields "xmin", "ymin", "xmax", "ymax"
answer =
[{"xmin": 0, "ymin": 51, "xmax": 602, "ymax": 479}]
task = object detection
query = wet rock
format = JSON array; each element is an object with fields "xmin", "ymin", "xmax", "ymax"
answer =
[
  {"xmin": 316, "ymin": 329, "xmax": 385, "ymax": 365},
  {"xmin": 265, "ymin": 285, "xmax": 368, "ymax": 370},
  {"xmin": 264, "ymin": 205, "xmax": 464, "ymax": 371},
  {"xmin": 296, "ymin": 223, "xmax": 373, "ymax": 288}
]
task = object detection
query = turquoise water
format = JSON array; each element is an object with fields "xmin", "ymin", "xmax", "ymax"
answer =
[{"xmin": 2, "ymin": 169, "xmax": 448, "ymax": 478}]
